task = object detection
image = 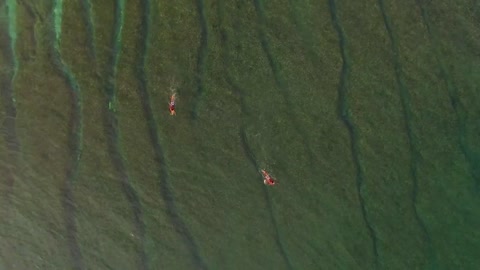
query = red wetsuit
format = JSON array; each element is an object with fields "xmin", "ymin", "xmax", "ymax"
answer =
[
  {"xmin": 261, "ymin": 170, "xmax": 276, "ymax": 186},
  {"xmin": 264, "ymin": 177, "xmax": 276, "ymax": 186},
  {"xmin": 169, "ymin": 101, "xmax": 176, "ymax": 115}
]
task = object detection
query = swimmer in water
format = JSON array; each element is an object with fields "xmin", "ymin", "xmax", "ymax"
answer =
[
  {"xmin": 169, "ymin": 93, "xmax": 176, "ymax": 115},
  {"xmin": 261, "ymin": 169, "xmax": 277, "ymax": 186}
]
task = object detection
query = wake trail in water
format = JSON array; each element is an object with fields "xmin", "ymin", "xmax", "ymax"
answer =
[
  {"xmin": 415, "ymin": 0, "xmax": 480, "ymax": 191},
  {"xmin": 218, "ymin": 2, "xmax": 293, "ymax": 269},
  {"xmin": 239, "ymin": 131, "xmax": 294, "ymax": 270},
  {"xmin": 328, "ymin": 0, "xmax": 380, "ymax": 268},
  {"xmin": 102, "ymin": 1, "xmax": 148, "ymax": 269},
  {"xmin": 52, "ymin": 1, "xmax": 85, "ymax": 269},
  {"xmin": 191, "ymin": 0, "xmax": 209, "ymax": 119},
  {"xmin": 252, "ymin": 0, "xmax": 316, "ymax": 172},
  {"xmin": 137, "ymin": 1, "xmax": 208, "ymax": 269},
  {"xmin": 1, "ymin": 0, "xmax": 21, "ymax": 199},
  {"xmin": 378, "ymin": 1, "xmax": 437, "ymax": 268}
]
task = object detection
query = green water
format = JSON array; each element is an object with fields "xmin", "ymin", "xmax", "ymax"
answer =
[{"xmin": 1, "ymin": 0, "xmax": 479, "ymax": 269}]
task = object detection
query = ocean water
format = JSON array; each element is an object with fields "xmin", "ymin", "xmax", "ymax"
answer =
[{"xmin": 0, "ymin": 0, "xmax": 479, "ymax": 269}]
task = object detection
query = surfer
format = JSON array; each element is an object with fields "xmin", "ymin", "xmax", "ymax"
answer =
[
  {"xmin": 169, "ymin": 93, "xmax": 176, "ymax": 115},
  {"xmin": 261, "ymin": 169, "xmax": 277, "ymax": 186}
]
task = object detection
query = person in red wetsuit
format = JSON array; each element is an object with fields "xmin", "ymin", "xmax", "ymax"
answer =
[
  {"xmin": 261, "ymin": 169, "xmax": 277, "ymax": 186},
  {"xmin": 169, "ymin": 93, "xmax": 176, "ymax": 115}
]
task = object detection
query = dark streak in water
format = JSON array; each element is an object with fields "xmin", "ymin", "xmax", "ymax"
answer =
[
  {"xmin": 103, "ymin": 1, "xmax": 148, "ymax": 269},
  {"xmin": 62, "ymin": 168, "xmax": 83, "ymax": 270},
  {"xmin": 191, "ymin": 0, "xmax": 209, "ymax": 119},
  {"xmin": 415, "ymin": 0, "xmax": 480, "ymax": 190},
  {"xmin": 378, "ymin": 1, "xmax": 437, "ymax": 268},
  {"xmin": 81, "ymin": 0, "xmax": 97, "ymax": 61},
  {"xmin": 218, "ymin": 2, "xmax": 293, "ymax": 269},
  {"xmin": 0, "ymin": 84, "xmax": 18, "ymax": 201},
  {"xmin": 1, "ymin": 0, "xmax": 21, "ymax": 200},
  {"xmin": 252, "ymin": 0, "xmax": 316, "ymax": 170},
  {"xmin": 105, "ymin": 0, "xmax": 124, "ymax": 101},
  {"xmin": 0, "ymin": 89, "xmax": 19, "ymax": 158},
  {"xmin": 137, "ymin": 1, "xmax": 208, "ymax": 269},
  {"xmin": 52, "ymin": 1, "xmax": 85, "ymax": 268},
  {"xmin": 103, "ymin": 109, "xmax": 147, "ymax": 270},
  {"xmin": 328, "ymin": 0, "xmax": 379, "ymax": 268},
  {"xmin": 285, "ymin": 0, "xmax": 320, "ymax": 67},
  {"xmin": 17, "ymin": 0, "xmax": 40, "ymax": 57}
]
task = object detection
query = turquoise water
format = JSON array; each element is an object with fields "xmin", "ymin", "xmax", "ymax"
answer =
[{"xmin": 0, "ymin": 0, "xmax": 479, "ymax": 269}]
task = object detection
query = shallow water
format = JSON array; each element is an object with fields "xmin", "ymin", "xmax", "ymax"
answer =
[{"xmin": 1, "ymin": 0, "xmax": 479, "ymax": 269}]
